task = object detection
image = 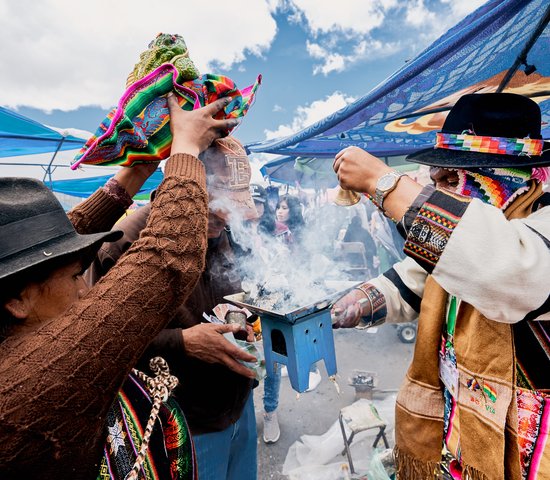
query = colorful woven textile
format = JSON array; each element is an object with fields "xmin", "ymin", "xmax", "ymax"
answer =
[
  {"xmin": 97, "ymin": 372, "xmax": 197, "ymax": 480},
  {"xmin": 435, "ymin": 132, "xmax": 544, "ymax": 157},
  {"xmin": 73, "ymin": 64, "xmax": 261, "ymax": 168},
  {"xmin": 517, "ymin": 388, "xmax": 550, "ymax": 479},
  {"xmin": 454, "ymin": 167, "xmax": 531, "ymax": 209}
]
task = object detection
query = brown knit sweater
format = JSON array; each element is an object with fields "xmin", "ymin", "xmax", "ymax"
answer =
[{"xmin": 0, "ymin": 154, "xmax": 208, "ymax": 480}]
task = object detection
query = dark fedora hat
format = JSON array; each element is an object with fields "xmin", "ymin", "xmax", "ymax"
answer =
[
  {"xmin": 250, "ymin": 184, "xmax": 267, "ymax": 203},
  {"xmin": 407, "ymin": 93, "xmax": 549, "ymax": 168},
  {"xmin": 0, "ymin": 177, "xmax": 122, "ymax": 282}
]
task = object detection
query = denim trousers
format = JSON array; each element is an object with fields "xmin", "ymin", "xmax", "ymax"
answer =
[
  {"xmin": 263, "ymin": 364, "xmax": 282, "ymax": 413},
  {"xmin": 192, "ymin": 393, "xmax": 257, "ymax": 480}
]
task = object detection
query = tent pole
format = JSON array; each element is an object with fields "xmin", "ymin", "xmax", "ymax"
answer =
[
  {"xmin": 496, "ymin": 4, "xmax": 550, "ymax": 93},
  {"xmin": 43, "ymin": 137, "xmax": 66, "ymax": 188}
]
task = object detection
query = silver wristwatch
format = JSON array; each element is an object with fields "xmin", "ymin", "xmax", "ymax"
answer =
[{"xmin": 374, "ymin": 171, "xmax": 405, "ymax": 213}]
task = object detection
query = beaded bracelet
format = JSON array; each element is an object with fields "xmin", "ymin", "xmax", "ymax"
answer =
[
  {"xmin": 354, "ymin": 284, "xmax": 386, "ymax": 328},
  {"xmin": 354, "ymin": 284, "xmax": 374, "ymax": 323}
]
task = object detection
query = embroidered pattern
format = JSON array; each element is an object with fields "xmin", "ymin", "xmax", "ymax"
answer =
[
  {"xmin": 73, "ymin": 63, "xmax": 261, "ymax": 169},
  {"xmin": 435, "ymin": 132, "xmax": 543, "ymax": 156},
  {"xmin": 98, "ymin": 370, "xmax": 196, "ymax": 480},
  {"xmin": 454, "ymin": 167, "xmax": 531, "ymax": 209},
  {"xmin": 404, "ymin": 190, "xmax": 470, "ymax": 272},
  {"xmin": 516, "ymin": 388, "xmax": 550, "ymax": 479},
  {"xmin": 467, "ymin": 377, "xmax": 497, "ymax": 403},
  {"xmin": 356, "ymin": 283, "xmax": 387, "ymax": 325}
]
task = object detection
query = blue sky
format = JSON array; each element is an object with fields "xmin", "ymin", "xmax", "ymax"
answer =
[{"xmin": 2, "ymin": 0, "xmax": 485, "ymax": 156}]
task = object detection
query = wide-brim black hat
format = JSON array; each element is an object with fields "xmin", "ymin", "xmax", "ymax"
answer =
[
  {"xmin": 250, "ymin": 183, "xmax": 267, "ymax": 203},
  {"xmin": 0, "ymin": 177, "xmax": 123, "ymax": 282},
  {"xmin": 407, "ymin": 93, "xmax": 550, "ymax": 168}
]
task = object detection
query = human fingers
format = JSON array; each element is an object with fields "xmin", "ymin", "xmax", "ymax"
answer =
[
  {"xmin": 334, "ymin": 146, "xmax": 352, "ymax": 165},
  {"xmin": 332, "ymin": 303, "xmax": 362, "ymax": 329},
  {"xmin": 202, "ymin": 96, "xmax": 232, "ymax": 117},
  {"xmin": 333, "ymin": 155, "xmax": 342, "ymax": 174},
  {"xmin": 215, "ymin": 323, "xmax": 244, "ymax": 335},
  {"xmin": 166, "ymin": 91, "xmax": 179, "ymax": 113},
  {"xmin": 245, "ymin": 324, "xmax": 255, "ymax": 343},
  {"xmin": 218, "ymin": 352, "xmax": 257, "ymax": 379},
  {"xmin": 219, "ymin": 336, "xmax": 257, "ymax": 364}
]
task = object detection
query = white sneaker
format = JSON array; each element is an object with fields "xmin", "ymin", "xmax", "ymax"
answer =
[
  {"xmin": 306, "ymin": 369, "xmax": 322, "ymax": 392},
  {"xmin": 263, "ymin": 411, "xmax": 280, "ymax": 443}
]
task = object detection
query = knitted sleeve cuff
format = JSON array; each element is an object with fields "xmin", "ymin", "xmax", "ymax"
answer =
[
  {"xmin": 102, "ymin": 177, "xmax": 133, "ymax": 209},
  {"xmin": 164, "ymin": 153, "xmax": 206, "ymax": 181},
  {"xmin": 403, "ymin": 188, "xmax": 471, "ymax": 273}
]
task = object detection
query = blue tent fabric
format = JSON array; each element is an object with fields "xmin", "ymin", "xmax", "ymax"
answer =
[
  {"xmin": 260, "ymin": 155, "xmax": 420, "ymax": 188},
  {"xmin": 260, "ymin": 156, "xmax": 336, "ymax": 188},
  {"xmin": 248, "ymin": 0, "xmax": 549, "ymax": 158},
  {"xmin": 0, "ymin": 107, "xmax": 86, "ymax": 158},
  {"xmin": 50, "ymin": 169, "xmax": 163, "ymax": 198}
]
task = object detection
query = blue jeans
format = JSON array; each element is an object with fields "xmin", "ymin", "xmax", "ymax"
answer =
[
  {"xmin": 263, "ymin": 364, "xmax": 282, "ymax": 413},
  {"xmin": 263, "ymin": 363, "xmax": 318, "ymax": 413},
  {"xmin": 192, "ymin": 394, "xmax": 257, "ymax": 480}
]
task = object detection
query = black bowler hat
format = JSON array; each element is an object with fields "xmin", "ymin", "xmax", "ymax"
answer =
[
  {"xmin": 407, "ymin": 93, "xmax": 549, "ymax": 168},
  {"xmin": 0, "ymin": 177, "xmax": 123, "ymax": 281},
  {"xmin": 250, "ymin": 184, "xmax": 267, "ymax": 203}
]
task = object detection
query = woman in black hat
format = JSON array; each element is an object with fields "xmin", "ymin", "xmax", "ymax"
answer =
[
  {"xmin": 332, "ymin": 93, "xmax": 550, "ymax": 479},
  {"xmin": 0, "ymin": 94, "xmax": 237, "ymax": 479}
]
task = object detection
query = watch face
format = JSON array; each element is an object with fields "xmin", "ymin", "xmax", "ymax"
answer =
[{"xmin": 378, "ymin": 174, "xmax": 396, "ymax": 191}]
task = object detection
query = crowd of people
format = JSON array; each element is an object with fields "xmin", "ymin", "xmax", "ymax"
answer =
[{"xmin": 0, "ymin": 76, "xmax": 548, "ymax": 480}]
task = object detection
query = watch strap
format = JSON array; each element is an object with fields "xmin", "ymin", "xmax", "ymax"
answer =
[{"xmin": 376, "ymin": 171, "xmax": 405, "ymax": 213}]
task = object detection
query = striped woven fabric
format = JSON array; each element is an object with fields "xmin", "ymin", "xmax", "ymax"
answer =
[
  {"xmin": 73, "ymin": 64, "xmax": 261, "ymax": 168},
  {"xmin": 435, "ymin": 132, "xmax": 544, "ymax": 156},
  {"xmin": 97, "ymin": 372, "xmax": 197, "ymax": 480}
]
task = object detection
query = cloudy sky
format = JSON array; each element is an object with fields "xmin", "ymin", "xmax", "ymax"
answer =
[{"xmin": 1, "ymin": 0, "xmax": 486, "ymax": 152}]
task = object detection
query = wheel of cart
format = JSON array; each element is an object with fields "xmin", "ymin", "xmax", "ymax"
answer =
[{"xmin": 396, "ymin": 322, "xmax": 417, "ymax": 344}]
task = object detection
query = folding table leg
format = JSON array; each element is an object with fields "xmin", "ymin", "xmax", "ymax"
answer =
[{"xmin": 338, "ymin": 414, "xmax": 356, "ymax": 474}]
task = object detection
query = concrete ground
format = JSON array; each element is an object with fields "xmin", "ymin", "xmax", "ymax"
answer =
[{"xmin": 254, "ymin": 323, "xmax": 415, "ymax": 479}]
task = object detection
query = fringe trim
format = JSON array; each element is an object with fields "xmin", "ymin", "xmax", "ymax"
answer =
[
  {"xmin": 462, "ymin": 464, "xmax": 490, "ymax": 480},
  {"xmin": 393, "ymin": 447, "xmax": 491, "ymax": 480},
  {"xmin": 393, "ymin": 446, "xmax": 441, "ymax": 479}
]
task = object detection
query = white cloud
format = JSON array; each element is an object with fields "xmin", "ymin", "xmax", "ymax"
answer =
[
  {"xmin": 404, "ymin": 0, "xmax": 486, "ymax": 42},
  {"xmin": 272, "ymin": 104, "xmax": 284, "ymax": 112},
  {"xmin": 0, "ymin": 0, "xmax": 276, "ymax": 111},
  {"xmin": 283, "ymin": 0, "xmax": 484, "ymax": 76},
  {"xmin": 264, "ymin": 91, "xmax": 356, "ymax": 140},
  {"xmin": 288, "ymin": 0, "xmax": 399, "ymax": 35},
  {"xmin": 404, "ymin": 0, "xmax": 437, "ymax": 27},
  {"xmin": 307, "ymin": 39, "xmax": 400, "ymax": 75},
  {"xmin": 441, "ymin": 0, "xmax": 487, "ymax": 19}
]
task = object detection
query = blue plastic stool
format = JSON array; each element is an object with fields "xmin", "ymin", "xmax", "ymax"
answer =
[{"xmin": 261, "ymin": 309, "xmax": 337, "ymax": 393}]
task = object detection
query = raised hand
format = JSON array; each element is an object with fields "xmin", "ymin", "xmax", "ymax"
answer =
[
  {"xmin": 167, "ymin": 92, "xmax": 239, "ymax": 157},
  {"xmin": 333, "ymin": 146, "xmax": 391, "ymax": 194}
]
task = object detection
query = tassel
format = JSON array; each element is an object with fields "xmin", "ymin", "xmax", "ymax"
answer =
[
  {"xmin": 393, "ymin": 446, "xmax": 442, "ymax": 479},
  {"xmin": 462, "ymin": 464, "xmax": 491, "ymax": 480}
]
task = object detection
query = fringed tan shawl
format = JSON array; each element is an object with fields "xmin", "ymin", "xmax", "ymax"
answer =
[{"xmin": 394, "ymin": 182, "xmax": 544, "ymax": 480}]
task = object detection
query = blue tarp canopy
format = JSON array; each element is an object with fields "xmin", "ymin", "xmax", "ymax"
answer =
[
  {"xmin": 50, "ymin": 169, "xmax": 163, "ymax": 199},
  {"xmin": 248, "ymin": 0, "xmax": 550, "ymax": 159},
  {"xmin": 260, "ymin": 155, "xmax": 419, "ymax": 188},
  {"xmin": 260, "ymin": 156, "xmax": 337, "ymax": 189},
  {"xmin": 0, "ymin": 107, "xmax": 87, "ymax": 158}
]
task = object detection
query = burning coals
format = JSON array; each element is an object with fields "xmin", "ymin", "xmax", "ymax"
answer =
[{"xmin": 242, "ymin": 276, "xmax": 338, "ymax": 313}]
